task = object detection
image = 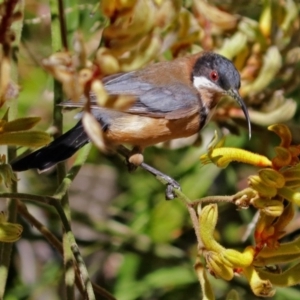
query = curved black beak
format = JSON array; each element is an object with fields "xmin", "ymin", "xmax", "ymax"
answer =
[{"xmin": 227, "ymin": 89, "xmax": 251, "ymax": 139}]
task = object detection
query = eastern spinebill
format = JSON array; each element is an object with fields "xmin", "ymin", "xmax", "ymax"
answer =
[{"xmin": 11, "ymin": 52, "xmax": 251, "ymax": 178}]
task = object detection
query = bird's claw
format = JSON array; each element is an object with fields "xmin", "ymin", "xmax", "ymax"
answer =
[
  {"xmin": 117, "ymin": 145, "xmax": 181, "ymax": 200},
  {"xmin": 158, "ymin": 174, "xmax": 181, "ymax": 200},
  {"xmin": 137, "ymin": 161, "xmax": 181, "ymax": 200},
  {"xmin": 165, "ymin": 181, "xmax": 181, "ymax": 200}
]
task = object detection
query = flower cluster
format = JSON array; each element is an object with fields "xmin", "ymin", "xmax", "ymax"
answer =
[{"xmin": 199, "ymin": 124, "xmax": 300, "ymax": 297}]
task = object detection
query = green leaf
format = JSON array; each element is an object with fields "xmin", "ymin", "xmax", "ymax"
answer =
[
  {"xmin": 2, "ymin": 117, "xmax": 41, "ymax": 132},
  {"xmin": 148, "ymin": 200, "xmax": 185, "ymax": 243},
  {"xmin": 226, "ymin": 289, "xmax": 240, "ymax": 300},
  {"xmin": 0, "ymin": 131, "xmax": 51, "ymax": 147},
  {"xmin": 144, "ymin": 266, "xmax": 197, "ymax": 288}
]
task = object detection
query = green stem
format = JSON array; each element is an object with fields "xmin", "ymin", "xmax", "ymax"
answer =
[
  {"xmin": 53, "ymin": 144, "xmax": 92, "ymax": 200},
  {"xmin": 172, "ymin": 188, "xmax": 204, "ymax": 248},
  {"xmin": 194, "ymin": 257, "xmax": 215, "ymax": 300},
  {"xmin": 0, "ymin": 0, "xmax": 24, "ymax": 297},
  {"xmin": 57, "ymin": 0, "xmax": 68, "ymax": 51},
  {"xmin": 17, "ymin": 202, "xmax": 63, "ymax": 254},
  {"xmin": 17, "ymin": 199, "xmax": 114, "ymax": 299},
  {"xmin": 0, "ymin": 191, "xmax": 96, "ymax": 298},
  {"xmin": 49, "ymin": 0, "xmax": 76, "ymax": 297}
]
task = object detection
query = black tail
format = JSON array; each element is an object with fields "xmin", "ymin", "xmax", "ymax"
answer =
[{"xmin": 10, "ymin": 121, "xmax": 89, "ymax": 172}]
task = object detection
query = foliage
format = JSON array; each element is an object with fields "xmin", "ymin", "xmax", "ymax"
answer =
[{"xmin": 0, "ymin": 0, "xmax": 300, "ymax": 299}]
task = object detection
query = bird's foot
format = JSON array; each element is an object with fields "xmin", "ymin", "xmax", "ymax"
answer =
[
  {"xmin": 117, "ymin": 145, "xmax": 181, "ymax": 200},
  {"xmin": 140, "ymin": 162, "xmax": 181, "ymax": 200}
]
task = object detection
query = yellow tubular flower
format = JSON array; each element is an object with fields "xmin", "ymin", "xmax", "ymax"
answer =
[
  {"xmin": 281, "ymin": 164, "xmax": 300, "ymax": 181},
  {"xmin": 198, "ymin": 204, "xmax": 224, "ymax": 253},
  {"xmin": 272, "ymin": 147, "xmax": 292, "ymax": 168},
  {"xmin": 205, "ymin": 251, "xmax": 234, "ymax": 281},
  {"xmin": 248, "ymin": 175, "xmax": 277, "ymax": 198},
  {"xmin": 268, "ymin": 124, "xmax": 292, "ymax": 148},
  {"xmin": 258, "ymin": 169, "xmax": 285, "ymax": 188},
  {"xmin": 200, "ymin": 147, "xmax": 272, "ymax": 168},
  {"xmin": 254, "ymin": 213, "xmax": 276, "ymax": 248},
  {"xmin": 221, "ymin": 246, "xmax": 255, "ymax": 268},
  {"xmin": 200, "ymin": 131, "xmax": 272, "ymax": 168},
  {"xmin": 243, "ymin": 266, "xmax": 275, "ymax": 297},
  {"xmin": 272, "ymin": 202, "xmax": 294, "ymax": 236},
  {"xmin": 251, "ymin": 198, "xmax": 284, "ymax": 217},
  {"xmin": 277, "ymin": 187, "xmax": 300, "ymax": 206}
]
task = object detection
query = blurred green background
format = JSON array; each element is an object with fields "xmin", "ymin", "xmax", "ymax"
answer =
[{"xmin": 3, "ymin": 0, "xmax": 300, "ymax": 299}]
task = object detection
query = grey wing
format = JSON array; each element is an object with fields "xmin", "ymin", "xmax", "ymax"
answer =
[
  {"xmin": 125, "ymin": 84, "xmax": 200, "ymax": 119},
  {"xmin": 63, "ymin": 72, "xmax": 200, "ymax": 120},
  {"xmin": 104, "ymin": 72, "xmax": 200, "ymax": 119}
]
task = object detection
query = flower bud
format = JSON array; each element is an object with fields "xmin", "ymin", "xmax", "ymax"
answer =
[
  {"xmin": 206, "ymin": 251, "xmax": 234, "ymax": 281},
  {"xmin": 258, "ymin": 169, "xmax": 285, "ymax": 188},
  {"xmin": 248, "ymin": 175, "xmax": 277, "ymax": 198}
]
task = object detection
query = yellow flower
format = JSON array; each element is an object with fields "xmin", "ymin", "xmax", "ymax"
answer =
[
  {"xmin": 0, "ymin": 212, "xmax": 22, "ymax": 243},
  {"xmin": 198, "ymin": 204, "xmax": 254, "ymax": 278},
  {"xmin": 243, "ymin": 266, "xmax": 275, "ymax": 297},
  {"xmin": 200, "ymin": 131, "xmax": 272, "ymax": 168},
  {"xmin": 198, "ymin": 124, "xmax": 300, "ymax": 294},
  {"xmin": 254, "ymin": 202, "xmax": 294, "ymax": 249},
  {"xmin": 268, "ymin": 124, "xmax": 300, "ymax": 168}
]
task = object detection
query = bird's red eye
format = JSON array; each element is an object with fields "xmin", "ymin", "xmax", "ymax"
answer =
[{"xmin": 210, "ymin": 70, "xmax": 219, "ymax": 81}]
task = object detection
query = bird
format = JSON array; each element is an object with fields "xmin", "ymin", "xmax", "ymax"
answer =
[{"xmin": 11, "ymin": 52, "xmax": 251, "ymax": 178}]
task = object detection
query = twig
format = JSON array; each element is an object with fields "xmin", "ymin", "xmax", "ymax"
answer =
[
  {"xmin": 49, "ymin": 0, "xmax": 76, "ymax": 297},
  {"xmin": 173, "ymin": 188, "xmax": 203, "ymax": 249},
  {"xmin": 0, "ymin": 0, "xmax": 24, "ymax": 297},
  {"xmin": 17, "ymin": 201, "xmax": 115, "ymax": 299}
]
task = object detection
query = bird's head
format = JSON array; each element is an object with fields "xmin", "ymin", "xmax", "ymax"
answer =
[{"xmin": 192, "ymin": 52, "xmax": 251, "ymax": 138}]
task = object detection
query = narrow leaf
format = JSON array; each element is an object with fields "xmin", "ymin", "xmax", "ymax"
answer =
[
  {"xmin": 2, "ymin": 117, "xmax": 41, "ymax": 132},
  {"xmin": 0, "ymin": 131, "xmax": 51, "ymax": 147}
]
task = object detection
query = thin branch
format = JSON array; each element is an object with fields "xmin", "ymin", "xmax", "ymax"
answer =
[
  {"xmin": 17, "ymin": 201, "xmax": 115, "ymax": 300},
  {"xmin": 0, "ymin": 192, "xmax": 97, "ymax": 299},
  {"xmin": 190, "ymin": 195, "xmax": 236, "ymax": 206},
  {"xmin": 173, "ymin": 188, "xmax": 203, "ymax": 248},
  {"xmin": 49, "ymin": 0, "xmax": 73, "ymax": 296},
  {"xmin": 17, "ymin": 202, "xmax": 63, "ymax": 253},
  {"xmin": 0, "ymin": 0, "xmax": 24, "ymax": 297},
  {"xmin": 53, "ymin": 144, "xmax": 92, "ymax": 200},
  {"xmin": 57, "ymin": 0, "xmax": 68, "ymax": 51}
]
